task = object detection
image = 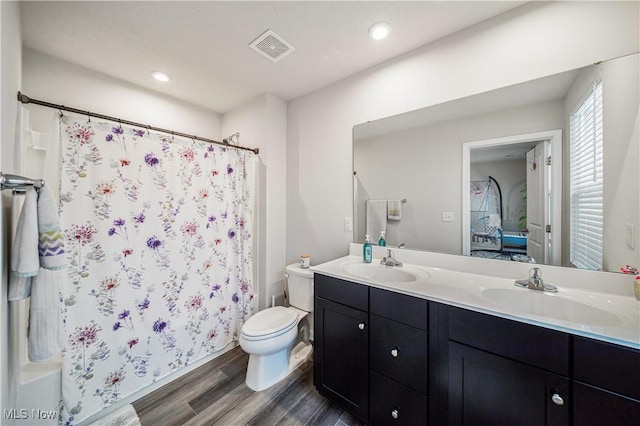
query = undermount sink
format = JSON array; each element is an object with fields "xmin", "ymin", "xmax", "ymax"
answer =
[
  {"xmin": 480, "ymin": 288, "xmax": 622, "ymax": 327},
  {"xmin": 341, "ymin": 262, "xmax": 427, "ymax": 283}
]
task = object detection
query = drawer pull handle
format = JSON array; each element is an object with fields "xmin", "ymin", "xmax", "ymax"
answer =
[
  {"xmin": 391, "ymin": 347, "xmax": 399, "ymax": 357},
  {"xmin": 358, "ymin": 322, "xmax": 366, "ymax": 330},
  {"xmin": 391, "ymin": 409, "xmax": 399, "ymax": 419},
  {"xmin": 551, "ymin": 393, "xmax": 564, "ymax": 406}
]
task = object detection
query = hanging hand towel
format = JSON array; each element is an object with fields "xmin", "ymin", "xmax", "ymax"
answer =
[
  {"xmin": 387, "ymin": 199, "xmax": 403, "ymax": 221},
  {"xmin": 37, "ymin": 185, "xmax": 65, "ymax": 270},
  {"xmin": 366, "ymin": 200, "xmax": 387, "ymax": 240},
  {"xmin": 28, "ymin": 268, "xmax": 64, "ymax": 361},
  {"xmin": 9, "ymin": 187, "xmax": 39, "ymax": 300},
  {"xmin": 28, "ymin": 185, "xmax": 65, "ymax": 361}
]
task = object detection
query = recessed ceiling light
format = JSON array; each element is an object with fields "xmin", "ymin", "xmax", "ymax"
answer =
[
  {"xmin": 151, "ymin": 71, "xmax": 171, "ymax": 82},
  {"xmin": 369, "ymin": 22, "xmax": 391, "ymax": 41}
]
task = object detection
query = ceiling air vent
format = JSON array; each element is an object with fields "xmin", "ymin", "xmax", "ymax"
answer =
[{"xmin": 249, "ymin": 29, "xmax": 295, "ymax": 63}]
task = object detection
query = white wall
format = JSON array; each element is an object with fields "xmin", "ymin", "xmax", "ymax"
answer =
[
  {"xmin": 22, "ymin": 49, "xmax": 222, "ymax": 137},
  {"xmin": 1, "ymin": 1, "xmax": 22, "ymax": 421},
  {"xmin": 563, "ymin": 53, "xmax": 639, "ymax": 271},
  {"xmin": 221, "ymin": 93, "xmax": 288, "ymax": 309},
  {"xmin": 286, "ymin": 1, "xmax": 640, "ymax": 265},
  {"xmin": 354, "ymin": 99, "xmax": 563, "ymax": 254}
]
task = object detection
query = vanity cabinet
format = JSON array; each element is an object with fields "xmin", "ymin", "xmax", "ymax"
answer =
[
  {"xmin": 314, "ymin": 272, "xmax": 638, "ymax": 425},
  {"xmin": 572, "ymin": 336, "xmax": 640, "ymax": 424},
  {"xmin": 314, "ymin": 275, "xmax": 429, "ymax": 424},
  {"xmin": 314, "ymin": 274, "xmax": 369, "ymax": 421},
  {"xmin": 442, "ymin": 306, "xmax": 570, "ymax": 426}
]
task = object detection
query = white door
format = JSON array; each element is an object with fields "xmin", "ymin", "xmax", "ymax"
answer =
[{"xmin": 526, "ymin": 142, "xmax": 549, "ymax": 264}]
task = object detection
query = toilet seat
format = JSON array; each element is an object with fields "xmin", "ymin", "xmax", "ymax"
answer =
[{"xmin": 241, "ymin": 306, "xmax": 298, "ymax": 341}]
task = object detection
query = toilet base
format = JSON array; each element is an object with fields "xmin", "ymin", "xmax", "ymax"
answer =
[{"xmin": 245, "ymin": 341, "xmax": 313, "ymax": 392}]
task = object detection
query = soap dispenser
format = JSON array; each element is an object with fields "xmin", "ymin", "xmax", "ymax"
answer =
[
  {"xmin": 363, "ymin": 234, "xmax": 373, "ymax": 263},
  {"xmin": 378, "ymin": 231, "xmax": 386, "ymax": 247}
]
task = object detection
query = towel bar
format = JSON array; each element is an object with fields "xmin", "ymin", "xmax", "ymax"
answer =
[{"xmin": 0, "ymin": 172, "xmax": 45, "ymax": 191}]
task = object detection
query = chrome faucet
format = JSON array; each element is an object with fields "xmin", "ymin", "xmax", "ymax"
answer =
[
  {"xmin": 529, "ymin": 267, "xmax": 544, "ymax": 289},
  {"xmin": 381, "ymin": 249, "xmax": 403, "ymax": 267},
  {"xmin": 514, "ymin": 267, "xmax": 557, "ymax": 292}
]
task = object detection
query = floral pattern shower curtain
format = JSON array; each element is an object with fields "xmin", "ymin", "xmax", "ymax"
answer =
[{"xmin": 57, "ymin": 116, "xmax": 256, "ymax": 425}]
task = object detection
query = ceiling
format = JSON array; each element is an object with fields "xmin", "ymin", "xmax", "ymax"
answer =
[{"xmin": 20, "ymin": 1, "xmax": 526, "ymax": 114}]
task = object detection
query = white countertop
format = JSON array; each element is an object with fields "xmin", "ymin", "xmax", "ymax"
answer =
[{"xmin": 311, "ymin": 252, "xmax": 640, "ymax": 350}]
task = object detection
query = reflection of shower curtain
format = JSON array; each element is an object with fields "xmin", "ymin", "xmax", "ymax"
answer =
[{"xmin": 57, "ymin": 116, "xmax": 256, "ymax": 424}]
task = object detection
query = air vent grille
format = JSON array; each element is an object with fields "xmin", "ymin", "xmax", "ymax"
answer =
[{"xmin": 249, "ymin": 29, "xmax": 295, "ymax": 63}]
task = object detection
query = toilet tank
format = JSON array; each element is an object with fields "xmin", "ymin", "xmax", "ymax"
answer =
[{"xmin": 285, "ymin": 263, "xmax": 314, "ymax": 312}]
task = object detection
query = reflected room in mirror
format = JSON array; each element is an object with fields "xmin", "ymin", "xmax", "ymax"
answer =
[{"xmin": 353, "ymin": 53, "xmax": 639, "ymax": 273}]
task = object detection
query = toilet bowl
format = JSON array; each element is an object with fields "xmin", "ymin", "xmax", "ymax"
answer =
[{"xmin": 239, "ymin": 263, "xmax": 314, "ymax": 391}]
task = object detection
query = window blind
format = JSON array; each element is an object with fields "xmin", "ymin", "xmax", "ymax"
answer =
[{"xmin": 569, "ymin": 78, "xmax": 603, "ymax": 270}]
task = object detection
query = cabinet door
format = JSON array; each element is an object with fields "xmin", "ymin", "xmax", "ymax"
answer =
[
  {"xmin": 573, "ymin": 383, "xmax": 640, "ymax": 425},
  {"xmin": 314, "ymin": 297, "xmax": 369, "ymax": 421},
  {"xmin": 448, "ymin": 342, "xmax": 568, "ymax": 426}
]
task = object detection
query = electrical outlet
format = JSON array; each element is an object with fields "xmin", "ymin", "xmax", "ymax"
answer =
[
  {"xmin": 442, "ymin": 211, "xmax": 454, "ymax": 222},
  {"xmin": 344, "ymin": 217, "xmax": 352, "ymax": 231},
  {"xmin": 626, "ymin": 223, "xmax": 635, "ymax": 250}
]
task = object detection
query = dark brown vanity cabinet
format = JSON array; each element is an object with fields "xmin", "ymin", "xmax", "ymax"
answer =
[
  {"xmin": 314, "ymin": 273, "xmax": 638, "ymax": 425},
  {"xmin": 573, "ymin": 337, "xmax": 640, "ymax": 424},
  {"xmin": 444, "ymin": 306, "xmax": 570, "ymax": 426}
]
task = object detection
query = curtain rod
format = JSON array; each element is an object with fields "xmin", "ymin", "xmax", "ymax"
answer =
[{"xmin": 17, "ymin": 92, "xmax": 259, "ymax": 155}]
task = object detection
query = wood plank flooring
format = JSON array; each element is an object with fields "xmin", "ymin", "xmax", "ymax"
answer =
[{"xmin": 132, "ymin": 345, "xmax": 365, "ymax": 426}]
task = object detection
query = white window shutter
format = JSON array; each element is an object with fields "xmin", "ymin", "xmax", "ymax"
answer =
[{"xmin": 569, "ymin": 79, "xmax": 603, "ymax": 270}]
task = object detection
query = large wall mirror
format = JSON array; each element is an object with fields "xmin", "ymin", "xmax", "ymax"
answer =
[{"xmin": 353, "ymin": 53, "xmax": 639, "ymax": 273}]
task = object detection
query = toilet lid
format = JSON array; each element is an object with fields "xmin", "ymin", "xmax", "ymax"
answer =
[{"xmin": 242, "ymin": 306, "xmax": 298, "ymax": 338}]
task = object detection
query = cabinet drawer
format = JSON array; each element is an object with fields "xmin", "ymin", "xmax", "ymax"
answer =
[
  {"xmin": 314, "ymin": 273, "xmax": 368, "ymax": 311},
  {"xmin": 370, "ymin": 314, "xmax": 427, "ymax": 393},
  {"xmin": 370, "ymin": 287, "xmax": 428, "ymax": 330},
  {"xmin": 448, "ymin": 306, "xmax": 569, "ymax": 376},
  {"xmin": 370, "ymin": 370, "xmax": 428, "ymax": 425},
  {"xmin": 574, "ymin": 336, "xmax": 640, "ymax": 400}
]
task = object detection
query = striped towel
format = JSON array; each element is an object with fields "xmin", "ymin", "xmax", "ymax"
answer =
[
  {"xmin": 31, "ymin": 185, "xmax": 66, "ymax": 361},
  {"xmin": 37, "ymin": 185, "xmax": 65, "ymax": 269}
]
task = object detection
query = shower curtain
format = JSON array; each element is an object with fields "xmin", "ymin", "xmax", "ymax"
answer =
[{"xmin": 56, "ymin": 116, "xmax": 256, "ymax": 425}]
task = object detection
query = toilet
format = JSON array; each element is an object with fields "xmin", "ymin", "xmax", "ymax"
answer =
[{"xmin": 240, "ymin": 263, "xmax": 314, "ymax": 391}]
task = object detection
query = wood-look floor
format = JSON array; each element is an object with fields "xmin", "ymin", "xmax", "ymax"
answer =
[{"xmin": 132, "ymin": 345, "xmax": 365, "ymax": 426}]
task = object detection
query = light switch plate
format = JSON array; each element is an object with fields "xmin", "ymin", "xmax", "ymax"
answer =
[
  {"xmin": 626, "ymin": 223, "xmax": 635, "ymax": 250},
  {"xmin": 442, "ymin": 211, "xmax": 454, "ymax": 222},
  {"xmin": 344, "ymin": 217, "xmax": 352, "ymax": 231}
]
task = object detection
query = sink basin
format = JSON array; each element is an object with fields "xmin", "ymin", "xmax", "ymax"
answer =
[
  {"xmin": 342, "ymin": 262, "xmax": 427, "ymax": 283},
  {"xmin": 480, "ymin": 288, "xmax": 622, "ymax": 327}
]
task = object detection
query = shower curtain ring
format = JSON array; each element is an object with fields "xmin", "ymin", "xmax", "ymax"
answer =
[
  {"xmin": 87, "ymin": 111, "xmax": 91, "ymax": 123},
  {"xmin": 146, "ymin": 125, "xmax": 151, "ymax": 135},
  {"xmin": 58, "ymin": 106, "xmax": 64, "ymax": 117}
]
